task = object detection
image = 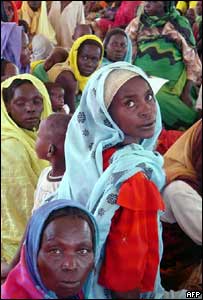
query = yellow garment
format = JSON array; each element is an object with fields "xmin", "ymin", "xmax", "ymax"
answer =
[
  {"xmin": 30, "ymin": 59, "xmax": 45, "ymax": 73},
  {"xmin": 176, "ymin": 1, "xmax": 197, "ymax": 14},
  {"xmin": 1, "ymin": 74, "xmax": 52, "ymax": 263},
  {"xmin": 48, "ymin": 35, "xmax": 104, "ymax": 92},
  {"xmin": 20, "ymin": 1, "xmax": 56, "ymax": 44},
  {"xmin": 164, "ymin": 119, "xmax": 201, "ymax": 185}
]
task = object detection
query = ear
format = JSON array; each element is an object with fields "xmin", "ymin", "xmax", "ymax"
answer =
[{"xmin": 47, "ymin": 144, "xmax": 56, "ymax": 158}]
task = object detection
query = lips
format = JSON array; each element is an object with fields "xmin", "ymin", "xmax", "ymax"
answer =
[
  {"xmin": 59, "ymin": 280, "xmax": 80, "ymax": 289},
  {"xmin": 140, "ymin": 120, "xmax": 156, "ymax": 129}
]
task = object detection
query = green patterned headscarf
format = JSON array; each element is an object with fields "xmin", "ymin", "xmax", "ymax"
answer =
[{"xmin": 140, "ymin": 1, "xmax": 196, "ymax": 47}]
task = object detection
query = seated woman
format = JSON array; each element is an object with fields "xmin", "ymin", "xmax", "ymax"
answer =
[
  {"xmin": 126, "ymin": 1, "xmax": 201, "ymax": 130},
  {"xmin": 1, "ymin": 22, "xmax": 31, "ymax": 74},
  {"xmin": 1, "ymin": 199, "xmax": 98, "ymax": 299},
  {"xmin": 46, "ymin": 35, "xmax": 104, "ymax": 112},
  {"xmin": 56, "ymin": 62, "xmax": 167, "ymax": 298},
  {"xmin": 1, "ymin": 58, "xmax": 19, "ymax": 82},
  {"xmin": 19, "ymin": 1, "xmax": 56, "ymax": 44},
  {"xmin": 102, "ymin": 28, "xmax": 132, "ymax": 66},
  {"xmin": 1, "ymin": 74, "xmax": 52, "ymax": 272},
  {"xmin": 161, "ymin": 119, "xmax": 202, "ymax": 291}
]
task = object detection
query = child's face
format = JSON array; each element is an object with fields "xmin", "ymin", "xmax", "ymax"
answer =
[
  {"xmin": 49, "ymin": 87, "xmax": 65, "ymax": 112},
  {"xmin": 35, "ymin": 120, "xmax": 50, "ymax": 160},
  {"xmin": 108, "ymin": 76, "xmax": 157, "ymax": 142},
  {"xmin": 77, "ymin": 44, "xmax": 101, "ymax": 77}
]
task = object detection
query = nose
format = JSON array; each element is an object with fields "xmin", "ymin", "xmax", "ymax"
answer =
[
  {"xmin": 61, "ymin": 255, "xmax": 77, "ymax": 271},
  {"xmin": 138, "ymin": 101, "xmax": 153, "ymax": 119},
  {"xmin": 25, "ymin": 102, "xmax": 35, "ymax": 113}
]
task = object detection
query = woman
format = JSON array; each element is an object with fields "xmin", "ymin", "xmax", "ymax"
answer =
[
  {"xmin": 19, "ymin": 1, "xmax": 56, "ymax": 44},
  {"xmin": 1, "ymin": 199, "xmax": 99, "ymax": 299},
  {"xmin": 46, "ymin": 34, "xmax": 104, "ymax": 112},
  {"xmin": 1, "ymin": 22, "xmax": 31, "ymax": 74},
  {"xmin": 126, "ymin": 1, "xmax": 201, "ymax": 130},
  {"xmin": 55, "ymin": 62, "xmax": 166, "ymax": 298},
  {"xmin": 1, "ymin": 74, "xmax": 52, "ymax": 267},
  {"xmin": 92, "ymin": 1, "xmax": 142, "ymax": 39},
  {"xmin": 48, "ymin": 1, "xmax": 85, "ymax": 50},
  {"xmin": 102, "ymin": 28, "xmax": 132, "ymax": 66},
  {"xmin": 161, "ymin": 119, "xmax": 202, "ymax": 291}
]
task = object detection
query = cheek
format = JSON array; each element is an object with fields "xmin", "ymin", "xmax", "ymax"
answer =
[{"xmin": 79, "ymin": 255, "xmax": 94, "ymax": 280}]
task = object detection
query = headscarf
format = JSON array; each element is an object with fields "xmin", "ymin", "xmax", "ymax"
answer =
[
  {"xmin": 1, "ymin": 199, "xmax": 99, "ymax": 299},
  {"xmin": 164, "ymin": 119, "xmax": 202, "ymax": 195},
  {"xmin": 102, "ymin": 29, "xmax": 132, "ymax": 66},
  {"xmin": 1, "ymin": 2, "xmax": 18, "ymax": 23},
  {"xmin": 31, "ymin": 34, "xmax": 54, "ymax": 62},
  {"xmin": 140, "ymin": 1, "xmax": 196, "ymax": 46},
  {"xmin": 1, "ymin": 74, "xmax": 52, "ymax": 176},
  {"xmin": 20, "ymin": 1, "xmax": 56, "ymax": 44},
  {"xmin": 1, "ymin": 22, "xmax": 30, "ymax": 73},
  {"xmin": 68, "ymin": 34, "xmax": 104, "ymax": 92},
  {"xmin": 55, "ymin": 62, "xmax": 166, "ymax": 298}
]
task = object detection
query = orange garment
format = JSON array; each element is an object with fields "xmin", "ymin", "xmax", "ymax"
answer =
[{"xmin": 99, "ymin": 149, "xmax": 165, "ymax": 292}]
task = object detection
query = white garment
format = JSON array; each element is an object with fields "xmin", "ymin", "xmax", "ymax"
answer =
[
  {"xmin": 161, "ymin": 180, "xmax": 202, "ymax": 245},
  {"xmin": 48, "ymin": 1, "xmax": 85, "ymax": 50},
  {"xmin": 32, "ymin": 166, "xmax": 63, "ymax": 213},
  {"xmin": 196, "ymin": 85, "xmax": 202, "ymax": 110},
  {"xmin": 163, "ymin": 289, "xmax": 202, "ymax": 299}
]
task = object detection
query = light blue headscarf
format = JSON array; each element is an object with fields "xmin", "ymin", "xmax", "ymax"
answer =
[
  {"xmin": 54, "ymin": 62, "xmax": 166, "ymax": 298},
  {"xmin": 25, "ymin": 199, "xmax": 99, "ymax": 299},
  {"xmin": 102, "ymin": 30, "xmax": 132, "ymax": 66}
]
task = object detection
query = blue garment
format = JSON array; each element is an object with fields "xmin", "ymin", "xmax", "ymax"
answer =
[
  {"xmin": 101, "ymin": 32, "xmax": 133, "ymax": 66},
  {"xmin": 25, "ymin": 199, "xmax": 99, "ymax": 299},
  {"xmin": 55, "ymin": 62, "xmax": 167, "ymax": 298}
]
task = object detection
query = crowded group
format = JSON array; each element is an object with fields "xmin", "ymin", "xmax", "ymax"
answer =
[{"xmin": 1, "ymin": 1, "xmax": 202, "ymax": 299}]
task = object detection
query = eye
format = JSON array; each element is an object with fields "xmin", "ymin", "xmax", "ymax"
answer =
[
  {"xmin": 15, "ymin": 101, "xmax": 24, "ymax": 106},
  {"xmin": 78, "ymin": 249, "xmax": 90, "ymax": 255},
  {"xmin": 146, "ymin": 93, "xmax": 154, "ymax": 102},
  {"xmin": 125, "ymin": 100, "xmax": 135, "ymax": 108},
  {"xmin": 34, "ymin": 98, "xmax": 43, "ymax": 105},
  {"xmin": 49, "ymin": 248, "xmax": 62, "ymax": 255},
  {"xmin": 82, "ymin": 56, "xmax": 88, "ymax": 61}
]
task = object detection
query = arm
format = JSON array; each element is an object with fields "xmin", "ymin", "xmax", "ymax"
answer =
[
  {"xmin": 55, "ymin": 70, "xmax": 77, "ymax": 113},
  {"xmin": 125, "ymin": 18, "xmax": 139, "ymax": 60}
]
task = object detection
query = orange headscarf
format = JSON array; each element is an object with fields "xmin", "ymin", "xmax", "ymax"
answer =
[{"xmin": 164, "ymin": 119, "xmax": 202, "ymax": 195}]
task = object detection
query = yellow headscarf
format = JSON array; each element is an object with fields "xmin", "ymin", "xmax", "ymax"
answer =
[
  {"xmin": 68, "ymin": 34, "xmax": 104, "ymax": 92},
  {"xmin": 164, "ymin": 119, "xmax": 202, "ymax": 186},
  {"xmin": 1, "ymin": 74, "xmax": 52, "ymax": 263},
  {"xmin": 20, "ymin": 1, "xmax": 56, "ymax": 44}
]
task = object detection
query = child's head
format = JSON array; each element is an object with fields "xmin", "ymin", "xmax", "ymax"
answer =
[
  {"xmin": 72, "ymin": 24, "xmax": 93, "ymax": 41},
  {"xmin": 44, "ymin": 47, "xmax": 69, "ymax": 71},
  {"xmin": 1, "ymin": 58, "xmax": 19, "ymax": 82},
  {"xmin": 45, "ymin": 82, "xmax": 65, "ymax": 112},
  {"xmin": 35, "ymin": 113, "xmax": 72, "ymax": 163}
]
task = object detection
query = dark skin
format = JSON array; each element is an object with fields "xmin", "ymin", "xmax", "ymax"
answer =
[
  {"xmin": 105, "ymin": 33, "xmax": 128, "ymax": 62},
  {"xmin": 38, "ymin": 216, "xmax": 94, "ymax": 298},
  {"xmin": 56, "ymin": 43, "xmax": 102, "ymax": 113},
  {"xmin": 27, "ymin": 1, "xmax": 41, "ymax": 11},
  {"xmin": 1, "ymin": 62, "xmax": 19, "ymax": 82},
  {"xmin": 44, "ymin": 48, "xmax": 69, "ymax": 72},
  {"xmin": 20, "ymin": 31, "xmax": 31, "ymax": 69},
  {"xmin": 5, "ymin": 83, "xmax": 43, "ymax": 131},
  {"xmin": 48, "ymin": 87, "xmax": 65, "ymax": 112},
  {"xmin": 72, "ymin": 24, "xmax": 93, "ymax": 41},
  {"xmin": 3, "ymin": 1, "xmax": 14, "ymax": 22}
]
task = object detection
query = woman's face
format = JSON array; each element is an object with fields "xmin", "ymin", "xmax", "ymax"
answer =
[
  {"xmin": 77, "ymin": 43, "xmax": 102, "ymax": 77},
  {"xmin": 105, "ymin": 34, "xmax": 128, "ymax": 62},
  {"xmin": 20, "ymin": 32, "xmax": 31, "ymax": 69},
  {"xmin": 28, "ymin": 1, "xmax": 41, "ymax": 11},
  {"xmin": 144, "ymin": 1, "xmax": 165, "ymax": 16},
  {"xmin": 3, "ymin": 1, "xmax": 14, "ymax": 22},
  {"xmin": 108, "ymin": 76, "xmax": 157, "ymax": 142},
  {"xmin": 5, "ymin": 83, "xmax": 43, "ymax": 130},
  {"xmin": 38, "ymin": 215, "xmax": 94, "ymax": 298}
]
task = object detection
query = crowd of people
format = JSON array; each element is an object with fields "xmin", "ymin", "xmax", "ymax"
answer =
[{"xmin": 1, "ymin": 1, "xmax": 202, "ymax": 299}]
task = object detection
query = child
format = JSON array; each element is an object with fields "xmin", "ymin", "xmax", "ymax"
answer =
[
  {"xmin": 72, "ymin": 23, "xmax": 93, "ymax": 41},
  {"xmin": 34, "ymin": 113, "xmax": 71, "ymax": 211},
  {"xmin": 1, "ymin": 58, "xmax": 19, "ymax": 82},
  {"xmin": 45, "ymin": 82, "xmax": 70, "ymax": 113}
]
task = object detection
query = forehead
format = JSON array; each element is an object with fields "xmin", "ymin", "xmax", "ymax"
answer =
[
  {"xmin": 42, "ymin": 215, "xmax": 92, "ymax": 242},
  {"xmin": 108, "ymin": 33, "xmax": 127, "ymax": 43},
  {"xmin": 12, "ymin": 83, "xmax": 41, "ymax": 98},
  {"xmin": 115, "ymin": 76, "xmax": 151, "ymax": 97},
  {"xmin": 49, "ymin": 86, "xmax": 64, "ymax": 93},
  {"xmin": 79, "ymin": 43, "xmax": 101, "ymax": 54}
]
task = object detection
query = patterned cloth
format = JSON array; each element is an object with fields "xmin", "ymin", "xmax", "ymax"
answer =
[{"xmin": 1, "ymin": 200, "xmax": 99, "ymax": 299}]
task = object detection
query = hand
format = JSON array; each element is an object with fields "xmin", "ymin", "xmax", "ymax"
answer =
[{"xmin": 180, "ymin": 80, "xmax": 195, "ymax": 108}]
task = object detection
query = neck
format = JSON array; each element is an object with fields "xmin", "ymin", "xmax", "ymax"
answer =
[
  {"xmin": 120, "ymin": 135, "xmax": 141, "ymax": 146},
  {"xmin": 50, "ymin": 159, "xmax": 65, "ymax": 177}
]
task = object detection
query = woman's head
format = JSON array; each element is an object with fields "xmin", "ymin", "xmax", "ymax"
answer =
[
  {"xmin": 103, "ymin": 28, "xmax": 128, "ymax": 62},
  {"xmin": 25, "ymin": 200, "xmax": 98, "ymax": 298},
  {"xmin": 144, "ymin": 1, "xmax": 166, "ymax": 16},
  {"xmin": 196, "ymin": 1, "xmax": 202, "ymax": 16},
  {"xmin": 105, "ymin": 70, "xmax": 157, "ymax": 142},
  {"xmin": 3, "ymin": 1, "xmax": 14, "ymax": 22},
  {"xmin": 77, "ymin": 39, "xmax": 103, "ymax": 77},
  {"xmin": 3, "ymin": 79, "xmax": 43, "ymax": 130},
  {"xmin": 28, "ymin": 1, "xmax": 41, "ymax": 11}
]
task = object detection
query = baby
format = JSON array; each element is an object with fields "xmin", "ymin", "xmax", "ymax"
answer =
[{"xmin": 45, "ymin": 82, "xmax": 70, "ymax": 113}]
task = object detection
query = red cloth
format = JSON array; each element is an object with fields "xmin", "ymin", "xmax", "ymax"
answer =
[
  {"xmin": 98, "ymin": 148, "xmax": 165, "ymax": 292},
  {"xmin": 14, "ymin": 1, "xmax": 22, "ymax": 9},
  {"xmin": 11, "ymin": 1, "xmax": 19, "ymax": 24},
  {"xmin": 156, "ymin": 129, "xmax": 184, "ymax": 155},
  {"xmin": 98, "ymin": 1, "xmax": 141, "ymax": 33}
]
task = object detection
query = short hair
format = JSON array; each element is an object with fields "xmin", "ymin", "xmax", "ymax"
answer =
[
  {"xmin": 78, "ymin": 39, "xmax": 103, "ymax": 59},
  {"xmin": 39, "ymin": 207, "xmax": 96, "ymax": 250},
  {"xmin": 2, "ymin": 79, "xmax": 33, "ymax": 103},
  {"xmin": 44, "ymin": 82, "xmax": 64, "ymax": 93}
]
